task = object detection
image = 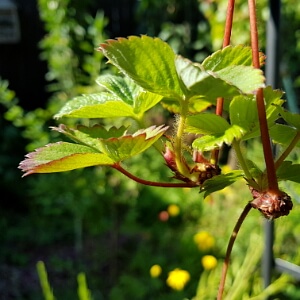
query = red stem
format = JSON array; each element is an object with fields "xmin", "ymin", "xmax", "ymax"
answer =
[
  {"xmin": 248, "ymin": 0, "xmax": 279, "ymax": 192},
  {"xmin": 212, "ymin": 0, "xmax": 235, "ymax": 164},
  {"xmin": 217, "ymin": 203, "xmax": 252, "ymax": 300},
  {"xmin": 113, "ymin": 163, "xmax": 198, "ymax": 188}
]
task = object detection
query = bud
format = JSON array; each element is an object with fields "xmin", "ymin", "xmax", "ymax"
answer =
[{"xmin": 250, "ymin": 188, "xmax": 293, "ymax": 219}]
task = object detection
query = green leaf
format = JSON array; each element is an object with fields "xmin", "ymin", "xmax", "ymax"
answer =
[
  {"xmin": 53, "ymin": 124, "xmax": 128, "ymax": 150},
  {"xmin": 99, "ymin": 36, "xmax": 184, "ymax": 99},
  {"xmin": 175, "ymin": 56, "xmax": 241, "ymax": 101},
  {"xmin": 175, "ymin": 52, "xmax": 265, "ymax": 103},
  {"xmin": 185, "ymin": 113, "xmax": 230, "ymax": 134},
  {"xmin": 54, "ymin": 93, "xmax": 134, "ymax": 119},
  {"xmin": 19, "ymin": 142, "xmax": 115, "ymax": 176},
  {"xmin": 96, "ymin": 74, "xmax": 139, "ymax": 105},
  {"xmin": 161, "ymin": 96, "xmax": 211, "ymax": 114},
  {"xmin": 241, "ymin": 87, "xmax": 285, "ymax": 141},
  {"xmin": 202, "ymin": 45, "xmax": 255, "ymax": 70},
  {"xmin": 277, "ymin": 161, "xmax": 300, "ymax": 183},
  {"xmin": 97, "ymin": 125, "xmax": 169, "ymax": 161},
  {"xmin": 201, "ymin": 170, "xmax": 244, "ymax": 198},
  {"xmin": 133, "ymin": 91, "xmax": 164, "ymax": 117},
  {"xmin": 270, "ymin": 124, "xmax": 300, "ymax": 147},
  {"xmin": 192, "ymin": 125, "xmax": 245, "ymax": 151},
  {"xmin": 55, "ymin": 75, "xmax": 164, "ymax": 120},
  {"xmin": 229, "ymin": 95, "xmax": 257, "ymax": 131},
  {"xmin": 275, "ymin": 106, "xmax": 300, "ymax": 130},
  {"xmin": 201, "ymin": 46, "xmax": 265, "ymax": 94}
]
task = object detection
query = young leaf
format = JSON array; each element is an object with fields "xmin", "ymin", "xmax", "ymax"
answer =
[
  {"xmin": 97, "ymin": 125, "xmax": 169, "ymax": 162},
  {"xmin": 201, "ymin": 170, "xmax": 244, "ymax": 198},
  {"xmin": 19, "ymin": 142, "xmax": 115, "ymax": 176},
  {"xmin": 99, "ymin": 36, "xmax": 184, "ymax": 99}
]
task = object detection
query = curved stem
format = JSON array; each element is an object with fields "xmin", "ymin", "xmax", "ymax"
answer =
[
  {"xmin": 248, "ymin": 0, "xmax": 279, "ymax": 192},
  {"xmin": 274, "ymin": 131, "xmax": 300, "ymax": 170},
  {"xmin": 217, "ymin": 203, "xmax": 252, "ymax": 300},
  {"xmin": 113, "ymin": 163, "xmax": 198, "ymax": 188}
]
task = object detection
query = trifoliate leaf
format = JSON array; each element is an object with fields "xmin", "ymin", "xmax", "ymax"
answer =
[
  {"xmin": 99, "ymin": 36, "xmax": 184, "ymax": 99},
  {"xmin": 201, "ymin": 170, "xmax": 244, "ymax": 198},
  {"xmin": 186, "ymin": 114, "xmax": 230, "ymax": 134},
  {"xmin": 19, "ymin": 142, "xmax": 115, "ymax": 176},
  {"xmin": 97, "ymin": 125, "xmax": 169, "ymax": 161}
]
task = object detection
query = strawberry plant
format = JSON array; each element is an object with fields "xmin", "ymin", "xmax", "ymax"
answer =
[{"xmin": 19, "ymin": 0, "xmax": 300, "ymax": 298}]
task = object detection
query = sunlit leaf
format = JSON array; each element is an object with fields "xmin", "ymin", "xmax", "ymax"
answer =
[
  {"xmin": 186, "ymin": 113, "xmax": 230, "ymax": 134},
  {"xmin": 201, "ymin": 170, "xmax": 244, "ymax": 198},
  {"xmin": 241, "ymin": 87, "xmax": 285, "ymax": 141},
  {"xmin": 19, "ymin": 142, "xmax": 115, "ymax": 176},
  {"xmin": 99, "ymin": 36, "xmax": 184, "ymax": 99},
  {"xmin": 54, "ymin": 93, "xmax": 134, "ymax": 119},
  {"xmin": 192, "ymin": 125, "xmax": 245, "ymax": 151},
  {"xmin": 52, "ymin": 124, "xmax": 128, "ymax": 150},
  {"xmin": 133, "ymin": 91, "xmax": 163, "ymax": 117},
  {"xmin": 96, "ymin": 74, "xmax": 140, "ymax": 104},
  {"xmin": 161, "ymin": 96, "xmax": 211, "ymax": 114},
  {"xmin": 202, "ymin": 45, "xmax": 264, "ymax": 70},
  {"xmin": 229, "ymin": 95, "xmax": 257, "ymax": 131}
]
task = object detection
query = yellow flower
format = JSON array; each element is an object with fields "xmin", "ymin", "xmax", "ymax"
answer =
[
  {"xmin": 166, "ymin": 268, "xmax": 190, "ymax": 291},
  {"xmin": 167, "ymin": 204, "xmax": 180, "ymax": 217},
  {"xmin": 201, "ymin": 255, "xmax": 218, "ymax": 270},
  {"xmin": 150, "ymin": 264, "xmax": 162, "ymax": 278},
  {"xmin": 193, "ymin": 231, "xmax": 215, "ymax": 251}
]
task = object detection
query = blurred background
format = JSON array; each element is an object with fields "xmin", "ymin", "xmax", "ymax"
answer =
[{"xmin": 0, "ymin": 0, "xmax": 300, "ymax": 299}]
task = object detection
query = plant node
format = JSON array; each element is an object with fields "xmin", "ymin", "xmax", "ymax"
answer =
[
  {"xmin": 163, "ymin": 145, "xmax": 221, "ymax": 185},
  {"xmin": 250, "ymin": 188, "xmax": 293, "ymax": 219}
]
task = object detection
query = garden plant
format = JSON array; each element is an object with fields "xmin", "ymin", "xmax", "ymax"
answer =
[{"xmin": 18, "ymin": 0, "xmax": 300, "ymax": 299}]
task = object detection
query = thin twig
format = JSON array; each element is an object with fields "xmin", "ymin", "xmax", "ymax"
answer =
[{"xmin": 217, "ymin": 203, "xmax": 252, "ymax": 300}]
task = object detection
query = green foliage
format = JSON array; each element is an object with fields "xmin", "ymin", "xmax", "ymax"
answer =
[{"xmin": 19, "ymin": 36, "xmax": 299, "ymax": 197}]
